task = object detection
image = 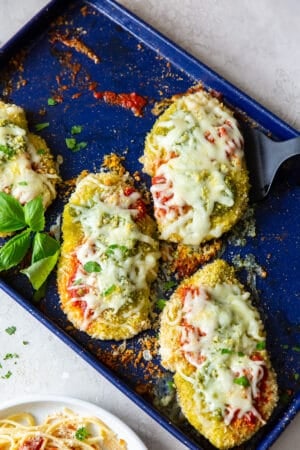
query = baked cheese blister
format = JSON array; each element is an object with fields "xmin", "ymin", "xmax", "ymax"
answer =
[
  {"xmin": 0, "ymin": 101, "xmax": 59, "ymax": 226},
  {"xmin": 159, "ymin": 260, "xmax": 278, "ymax": 449},
  {"xmin": 141, "ymin": 87, "xmax": 249, "ymax": 246},
  {"xmin": 58, "ymin": 170, "xmax": 160, "ymax": 340}
]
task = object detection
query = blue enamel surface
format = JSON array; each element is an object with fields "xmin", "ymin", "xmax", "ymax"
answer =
[{"xmin": 0, "ymin": 1, "xmax": 299, "ymax": 449}]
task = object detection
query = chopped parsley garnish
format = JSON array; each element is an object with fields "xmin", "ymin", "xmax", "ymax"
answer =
[
  {"xmin": 83, "ymin": 261, "xmax": 101, "ymax": 273},
  {"xmin": 22, "ymin": 341, "xmax": 29, "ymax": 345},
  {"xmin": 163, "ymin": 280, "xmax": 177, "ymax": 290},
  {"xmin": 37, "ymin": 148, "xmax": 46, "ymax": 155},
  {"xmin": 1, "ymin": 370, "xmax": 12, "ymax": 379},
  {"xmin": 18, "ymin": 181, "xmax": 28, "ymax": 186},
  {"xmin": 75, "ymin": 427, "xmax": 89, "ymax": 441},
  {"xmin": 73, "ymin": 142, "xmax": 87, "ymax": 151},
  {"xmin": 71, "ymin": 125, "xmax": 83, "ymax": 135},
  {"xmin": 105, "ymin": 244, "xmax": 128, "ymax": 256},
  {"xmin": 73, "ymin": 278, "xmax": 83, "ymax": 285},
  {"xmin": 65, "ymin": 137, "xmax": 87, "ymax": 152},
  {"xmin": 35, "ymin": 122, "xmax": 49, "ymax": 131},
  {"xmin": 104, "ymin": 285, "xmax": 116, "ymax": 296},
  {"xmin": 0, "ymin": 144, "xmax": 14, "ymax": 159},
  {"xmin": 256, "ymin": 341, "xmax": 266, "ymax": 350},
  {"xmin": 234, "ymin": 376, "xmax": 250, "ymax": 387},
  {"xmin": 47, "ymin": 98, "xmax": 56, "ymax": 106},
  {"xmin": 238, "ymin": 352, "xmax": 245, "ymax": 357},
  {"xmin": 167, "ymin": 380, "xmax": 175, "ymax": 390},
  {"xmin": 5, "ymin": 326, "xmax": 16, "ymax": 335},
  {"xmin": 281, "ymin": 344, "xmax": 289, "ymax": 350},
  {"xmin": 65, "ymin": 138, "xmax": 76, "ymax": 149},
  {"xmin": 294, "ymin": 373, "xmax": 300, "ymax": 381},
  {"xmin": 221, "ymin": 348, "xmax": 233, "ymax": 354},
  {"xmin": 3, "ymin": 353, "xmax": 19, "ymax": 360},
  {"xmin": 156, "ymin": 299, "xmax": 167, "ymax": 310},
  {"xmin": 292, "ymin": 346, "xmax": 300, "ymax": 352}
]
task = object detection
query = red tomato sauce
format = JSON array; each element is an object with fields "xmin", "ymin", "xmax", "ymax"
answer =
[
  {"xmin": 93, "ymin": 90, "xmax": 147, "ymax": 116},
  {"xmin": 19, "ymin": 437, "xmax": 44, "ymax": 450},
  {"xmin": 123, "ymin": 186, "xmax": 147, "ymax": 220}
]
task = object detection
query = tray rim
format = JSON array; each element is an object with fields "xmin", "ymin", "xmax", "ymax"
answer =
[{"xmin": 0, "ymin": 0, "xmax": 299, "ymax": 449}]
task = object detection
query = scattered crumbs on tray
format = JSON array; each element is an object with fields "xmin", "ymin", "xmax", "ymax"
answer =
[
  {"xmin": 102, "ymin": 153, "xmax": 126, "ymax": 175},
  {"xmin": 231, "ymin": 253, "xmax": 267, "ymax": 279},
  {"xmin": 1, "ymin": 49, "xmax": 28, "ymax": 97},
  {"xmin": 227, "ymin": 206, "xmax": 256, "ymax": 247},
  {"xmin": 161, "ymin": 239, "xmax": 223, "ymax": 279},
  {"xmin": 99, "ymin": 334, "xmax": 163, "ymax": 379},
  {"xmin": 50, "ymin": 32, "xmax": 100, "ymax": 64}
]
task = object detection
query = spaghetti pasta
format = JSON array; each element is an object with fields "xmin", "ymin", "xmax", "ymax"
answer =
[{"xmin": 0, "ymin": 408, "xmax": 127, "ymax": 450}]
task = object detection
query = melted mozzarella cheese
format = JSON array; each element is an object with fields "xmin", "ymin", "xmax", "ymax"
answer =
[
  {"xmin": 149, "ymin": 90, "xmax": 244, "ymax": 245},
  {"xmin": 180, "ymin": 283, "xmax": 266, "ymax": 424},
  {"xmin": 0, "ymin": 111, "xmax": 57, "ymax": 207},
  {"xmin": 69, "ymin": 176, "xmax": 159, "ymax": 329},
  {"xmin": 150, "ymin": 91, "xmax": 244, "ymax": 163}
]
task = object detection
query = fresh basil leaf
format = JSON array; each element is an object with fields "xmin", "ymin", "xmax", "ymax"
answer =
[
  {"xmin": 21, "ymin": 249, "xmax": 60, "ymax": 290},
  {"xmin": 32, "ymin": 232, "xmax": 60, "ymax": 263},
  {"xmin": 0, "ymin": 192, "xmax": 26, "ymax": 232},
  {"xmin": 24, "ymin": 196, "xmax": 45, "ymax": 231},
  {"xmin": 0, "ymin": 229, "xmax": 31, "ymax": 271}
]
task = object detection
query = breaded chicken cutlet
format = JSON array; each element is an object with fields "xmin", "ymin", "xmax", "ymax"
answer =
[
  {"xmin": 141, "ymin": 87, "xmax": 249, "ymax": 246},
  {"xmin": 159, "ymin": 260, "xmax": 278, "ymax": 449},
  {"xmin": 57, "ymin": 170, "xmax": 160, "ymax": 340}
]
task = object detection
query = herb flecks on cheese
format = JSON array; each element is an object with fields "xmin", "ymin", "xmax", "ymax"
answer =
[
  {"xmin": 180, "ymin": 283, "xmax": 265, "ymax": 425},
  {"xmin": 59, "ymin": 172, "xmax": 160, "ymax": 339},
  {"xmin": 159, "ymin": 260, "xmax": 278, "ymax": 448},
  {"xmin": 143, "ymin": 88, "xmax": 249, "ymax": 245}
]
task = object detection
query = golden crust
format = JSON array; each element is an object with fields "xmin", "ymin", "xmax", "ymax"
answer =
[
  {"xmin": 141, "ymin": 88, "xmax": 249, "ymax": 245},
  {"xmin": 57, "ymin": 171, "xmax": 159, "ymax": 340},
  {"xmin": 160, "ymin": 260, "xmax": 238, "ymax": 372},
  {"xmin": 27, "ymin": 133, "xmax": 58, "ymax": 178},
  {"xmin": 159, "ymin": 260, "xmax": 278, "ymax": 448},
  {"xmin": 0, "ymin": 100, "xmax": 27, "ymax": 129},
  {"xmin": 175, "ymin": 367, "xmax": 278, "ymax": 449}
]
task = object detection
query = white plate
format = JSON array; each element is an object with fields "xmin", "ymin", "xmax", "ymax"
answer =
[{"xmin": 0, "ymin": 395, "xmax": 147, "ymax": 450}]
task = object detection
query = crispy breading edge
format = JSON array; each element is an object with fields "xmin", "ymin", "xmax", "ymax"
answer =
[
  {"xmin": 159, "ymin": 260, "xmax": 278, "ymax": 448},
  {"xmin": 57, "ymin": 171, "xmax": 159, "ymax": 340}
]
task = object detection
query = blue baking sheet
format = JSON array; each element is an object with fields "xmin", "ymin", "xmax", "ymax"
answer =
[{"xmin": 0, "ymin": 1, "xmax": 300, "ymax": 449}]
